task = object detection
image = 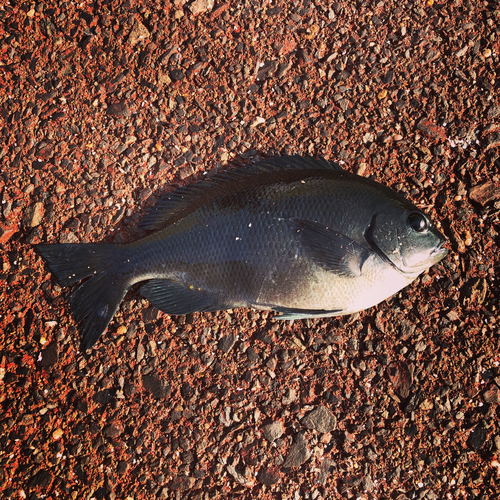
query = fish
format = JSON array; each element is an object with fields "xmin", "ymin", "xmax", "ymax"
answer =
[{"xmin": 36, "ymin": 155, "xmax": 448, "ymax": 350}]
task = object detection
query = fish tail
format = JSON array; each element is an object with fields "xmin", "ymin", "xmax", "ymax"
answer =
[{"xmin": 36, "ymin": 243, "xmax": 129, "ymax": 350}]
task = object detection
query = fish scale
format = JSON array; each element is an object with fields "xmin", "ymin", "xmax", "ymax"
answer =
[{"xmin": 36, "ymin": 155, "xmax": 447, "ymax": 350}]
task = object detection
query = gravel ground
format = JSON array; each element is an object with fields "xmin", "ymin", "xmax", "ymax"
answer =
[{"xmin": 1, "ymin": 1, "xmax": 500, "ymax": 499}]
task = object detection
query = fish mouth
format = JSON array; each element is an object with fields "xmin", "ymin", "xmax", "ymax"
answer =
[{"xmin": 430, "ymin": 240, "xmax": 449, "ymax": 261}]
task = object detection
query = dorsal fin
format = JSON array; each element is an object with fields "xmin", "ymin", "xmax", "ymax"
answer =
[{"xmin": 138, "ymin": 155, "xmax": 343, "ymax": 232}]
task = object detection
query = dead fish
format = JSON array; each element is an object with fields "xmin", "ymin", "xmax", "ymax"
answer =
[{"xmin": 36, "ymin": 155, "xmax": 447, "ymax": 349}]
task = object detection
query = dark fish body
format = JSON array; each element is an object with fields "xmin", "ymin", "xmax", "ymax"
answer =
[{"xmin": 36, "ymin": 156, "xmax": 447, "ymax": 349}]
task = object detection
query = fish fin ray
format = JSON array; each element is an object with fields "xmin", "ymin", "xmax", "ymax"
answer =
[
  {"xmin": 138, "ymin": 155, "xmax": 342, "ymax": 231},
  {"xmin": 140, "ymin": 279, "xmax": 229, "ymax": 316},
  {"xmin": 288, "ymin": 218, "xmax": 370, "ymax": 278}
]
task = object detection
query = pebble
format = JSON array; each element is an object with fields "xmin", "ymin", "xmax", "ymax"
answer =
[
  {"xmin": 104, "ymin": 422, "xmax": 124, "ymax": 438},
  {"xmin": 52, "ymin": 428, "xmax": 63, "ymax": 440},
  {"xmin": 487, "ymin": 105, "xmax": 500, "ymax": 118},
  {"xmin": 142, "ymin": 375, "xmax": 171, "ymax": 399},
  {"xmin": 170, "ymin": 476, "xmax": 196, "ymax": 490},
  {"xmin": 127, "ymin": 20, "xmax": 150, "ymax": 45},
  {"xmin": 40, "ymin": 342, "xmax": 60, "ymax": 367},
  {"xmin": 468, "ymin": 427, "xmax": 487, "ymax": 451},
  {"xmin": 469, "ymin": 181, "xmax": 500, "ymax": 205},
  {"xmin": 170, "ymin": 69, "xmax": 185, "ymax": 81},
  {"xmin": 485, "ymin": 133, "xmax": 500, "ymax": 151},
  {"xmin": 416, "ymin": 119, "xmax": 447, "ymax": 141},
  {"xmin": 301, "ymin": 405, "xmax": 337, "ymax": 433},
  {"xmin": 483, "ymin": 386, "xmax": 500, "ymax": 404},
  {"xmin": 283, "ymin": 432, "xmax": 310, "ymax": 468},
  {"xmin": 250, "ymin": 117, "xmax": 266, "ymax": 128},
  {"xmin": 387, "ymin": 361, "xmax": 412, "ymax": 399},
  {"xmin": 263, "ymin": 421, "xmax": 284, "ymax": 442},
  {"xmin": 256, "ymin": 60, "xmax": 278, "ymax": 80},
  {"xmin": 189, "ymin": 0, "xmax": 214, "ymax": 15},
  {"xmin": 136, "ymin": 343, "xmax": 145, "ymax": 362},
  {"xmin": 362, "ymin": 475, "xmax": 375, "ymax": 492},
  {"xmin": 23, "ymin": 202, "xmax": 44, "ymax": 228},
  {"xmin": 106, "ymin": 101, "xmax": 130, "ymax": 117},
  {"xmin": 218, "ymin": 334, "xmax": 237, "ymax": 353},
  {"xmin": 464, "ymin": 277, "xmax": 488, "ymax": 304}
]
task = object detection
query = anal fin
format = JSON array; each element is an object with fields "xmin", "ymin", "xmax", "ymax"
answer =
[{"xmin": 140, "ymin": 279, "xmax": 229, "ymax": 316}]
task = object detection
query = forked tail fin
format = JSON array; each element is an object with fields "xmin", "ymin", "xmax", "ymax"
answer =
[{"xmin": 36, "ymin": 243, "xmax": 129, "ymax": 350}]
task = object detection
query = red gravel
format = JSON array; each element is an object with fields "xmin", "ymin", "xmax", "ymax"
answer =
[{"xmin": 1, "ymin": 1, "xmax": 500, "ymax": 499}]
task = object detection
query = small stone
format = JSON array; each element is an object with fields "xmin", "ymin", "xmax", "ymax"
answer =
[
  {"xmin": 468, "ymin": 427, "xmax": 487, "ymax": 451},
  {"xmin": 277, "ymin": 61, "xmax": 292, "ymax": 78},
  {"xmin": 117, "ymin": 460, "xmax": 129, "ymax": 475},
  {"xmin": 485, "ymin": 133, "xmax": 500, "ymax": 151},
  {"xmin": 362, "ymin": 475, "xmax": 375, "ymax": 492},
  {"xmin": 487, "ymin": 105, "xmax": 500, "ymax": 118},
  {"xmin": 106, "ymin": 101, "xmax": 130, "ymax": 117},
  {"xmin": 142, "ymin": 374, "xmax": 171, "ymax": 399},
  {"xmin": 116, "ymin": 325, "xmax": 127, "ymax": 335},
  {"xmin": 136, "ymin": 343, "xmax": 145, "ymax": 362},
  {"xmin": 469, "ymin": 181, "xmax": 500, "ymax": 205},
  {"xmin": 494, "ymin": 435, "xmax": 500, "ymax": 451},
  {"xmin": 283, "ymin": 432, "xmax": 310, "ymax": 468},
  {"xmin": 23, "ymin": 202, "xmax": 45, "ymax": 228},
  {"xmin": 170, "ymin": 476, "xmax": 196, "ymax": 490},
  {"xmin": 282, "ymin": 388, "xmax": 297, "ymax": 404},
  {"xmin": 256, "ymin": 60, "xmax": 278, "ymax": 80},
  {"xmin": 250, "ymin": 117, "xmax": 266, "ymax": 128},
  {"xmin": 387, "ymin": 361, "xmax": 412, "ymax": 399},
  {"xmin": 416, "ymin": 119, "xmax": 447, "ymax": 141},
  {"xmin": 317, "ymin": 458, "xmax": 336, "ymax": 486},
  {"xmin": 170, "ymin": 69, "xmax": 185, "ymax": 81},
  {"xmin": 28, "ymin": 470, "xmax": 53, "ymax": 489},
  {"xmin": 263, "ymin": 421, "xmax": 284, "ymax": 442},
  {"xmin": 257, "ymin": 466, "xmax": 282, "ymax": 485},
  {"xmin": 218, "ymin": 334, "xmax": 237, "ymax": 353},
  {"xmin": 226, "ymin": 465, "xmax": 254, "ymax": 486},
  {"xmin": 483, "ymin": 386, "xmax": 500, "ymax": 404},
  {"xmin": 40, "ymin": 342, "xmax": 59, "ymax": 367},
  {"xmin": 301, "ymin": 405, "xmax": 337, "ymax": 433},
  {"xmin": 104, "ymin": 422, "xmax": 124, "ymax": 438},
  {"xmin": 52, "ymin": 428, "xmax": 63, "ymax": 440},
  {"xmin": 464, "ymin": 277, "xmax": 488, "ymax": 304},
  {"xmin": 189, "ymin": 0, "xmax": 214, "ymax": 15},
  {"xmin": 127, "ymin": 20, "xmax": 150, "ymax": 45},
  {"xmin": 178, "ymin": 164, "xmax": 194, "ymax": 180}
]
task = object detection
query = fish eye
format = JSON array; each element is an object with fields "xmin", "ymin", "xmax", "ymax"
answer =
[{"xmin": 407, "ymin": 212, "xmax": 428, "ymax": 233}]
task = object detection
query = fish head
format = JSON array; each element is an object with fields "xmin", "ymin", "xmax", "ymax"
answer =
[{"xmin": 366, "ymin": 208, "xmax": 448, "ymax": 277}]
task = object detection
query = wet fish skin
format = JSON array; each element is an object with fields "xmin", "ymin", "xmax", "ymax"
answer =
[{"xmin": 36, "ymin": 155, "xmax": 447, "ymax": 349}]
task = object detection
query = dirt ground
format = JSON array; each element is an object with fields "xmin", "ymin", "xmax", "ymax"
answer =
[{"xmin": 1, "ymin": 1, "xmax": 499, "ymax": 499}]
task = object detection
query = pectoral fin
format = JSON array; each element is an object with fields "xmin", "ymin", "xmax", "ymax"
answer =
[{"xmin": 288, "ymin": 218, "xmax": 370, "ymax": 277}]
